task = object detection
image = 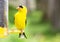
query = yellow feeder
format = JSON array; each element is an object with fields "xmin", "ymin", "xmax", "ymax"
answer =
[{"xmin": 0, "ymin": 27, "xmax": 8, "ymax": 38}]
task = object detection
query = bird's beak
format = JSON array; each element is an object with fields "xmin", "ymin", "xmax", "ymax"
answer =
[{"xmin": 16, "ymin": 7, "xmax": 19, "ymax": 9}]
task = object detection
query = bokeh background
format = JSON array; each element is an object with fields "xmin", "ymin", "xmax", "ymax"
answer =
[{"xmin": 1, "ymin": 0, "xmax": 60, "ymax": 42}]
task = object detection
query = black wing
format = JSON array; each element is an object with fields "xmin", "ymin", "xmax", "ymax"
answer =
[{"xmin": 25, "ymin": 19, "xmax": 27, "ymax": 25}]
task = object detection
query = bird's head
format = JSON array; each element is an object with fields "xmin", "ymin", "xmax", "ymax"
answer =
[{"xmin": 16, "ymin": 5, "xmax": 27, "ymax": 13}]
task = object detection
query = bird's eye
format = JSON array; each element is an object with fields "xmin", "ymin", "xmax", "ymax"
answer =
[{"xmin": 19, "ymin": 6, "xmax": 23, "ymax": 8}]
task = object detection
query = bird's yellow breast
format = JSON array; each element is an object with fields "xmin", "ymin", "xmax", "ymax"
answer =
[{"xmin": 15, "ymin": 12, "xmax": 26, "ymax": 30}]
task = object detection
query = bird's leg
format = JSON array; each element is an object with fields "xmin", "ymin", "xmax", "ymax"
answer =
[
  {"xmin": 19, "ymin": 29, "xmax": 27, "ymax": 38},
  {"xmin": 23, "ymin": 32, "xmax": 27, "ymax": 39},
  {"xmin": 19, "ymin": 29, "xmax": 24, "ymax": 38},
  {"xmin": 20, "ymin": 29, "xmax": 23, "ymax": 35},
  {"xmin": 21, "ymin": 29, "xmax": 27, "ymax": 39},
  {"xmin": 19, "ymin": 33, "xmax": 21, "ymax": 37}
]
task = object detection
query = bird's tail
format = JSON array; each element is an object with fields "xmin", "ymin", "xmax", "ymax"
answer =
[{"xmin": 19, "ymin": 32, "xmax": 27, "ymax": 39}]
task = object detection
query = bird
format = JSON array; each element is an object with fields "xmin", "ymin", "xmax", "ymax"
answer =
[{"xmin": 14, "ymin": 5, "xmax": 27, "ymax": 38}]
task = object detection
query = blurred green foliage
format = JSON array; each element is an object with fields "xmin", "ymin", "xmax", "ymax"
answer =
[
  {"xmin": 9, "ymin": 5, "xmax": 17, "ymax": 24},
  {"xmin": 29, "ymin": 10, "xmax": 44, "ymax": 24}
]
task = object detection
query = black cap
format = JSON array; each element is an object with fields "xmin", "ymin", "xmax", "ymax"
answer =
[{"xmin": 19, "ymin": 5, "xmax": 23, "ymax": 8}]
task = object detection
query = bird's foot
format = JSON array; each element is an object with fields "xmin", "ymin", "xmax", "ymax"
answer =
[{"xmin": 19, "ymin": 32, "xmax": 27, "ymax": 39}]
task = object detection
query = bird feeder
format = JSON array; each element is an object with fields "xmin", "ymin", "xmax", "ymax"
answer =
[{"xmin": 0, "ymin": 0, "xmax": 8, "ymax": 38}]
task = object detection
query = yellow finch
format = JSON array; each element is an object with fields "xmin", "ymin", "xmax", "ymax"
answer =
[{"xmin": 14, "ymin": 5, "xmax": 27, "ymax": 38}]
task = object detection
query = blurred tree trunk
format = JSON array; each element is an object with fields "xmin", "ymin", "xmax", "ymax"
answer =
[
  {"xmin": 26, "ymin": 0, "xmax": 30, "ymax": 12},
  {"xmin": 36, "ymin": 0, "xmax": 48, "ymax": 21},
  {"xmin": 40, "ymin": 0, "xmax": 48, "ymax": 20},
  {"xmin": 0, "ymin": 0, "xmax": 4, "ymax": 27},
  {"xmin": 36, "ymin": 0, "xmax": 48, "ymax": 11},
  {"xmin": 48, "ymin": 0, "xmax": 60, "ymax": 31},
  {"xmin": 37, "ymin": 0, "xmax": 60, "ymax": 31},
  {"xmin": 26, "ymin": 0, "xmax": 36, "ymax": 11}
]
